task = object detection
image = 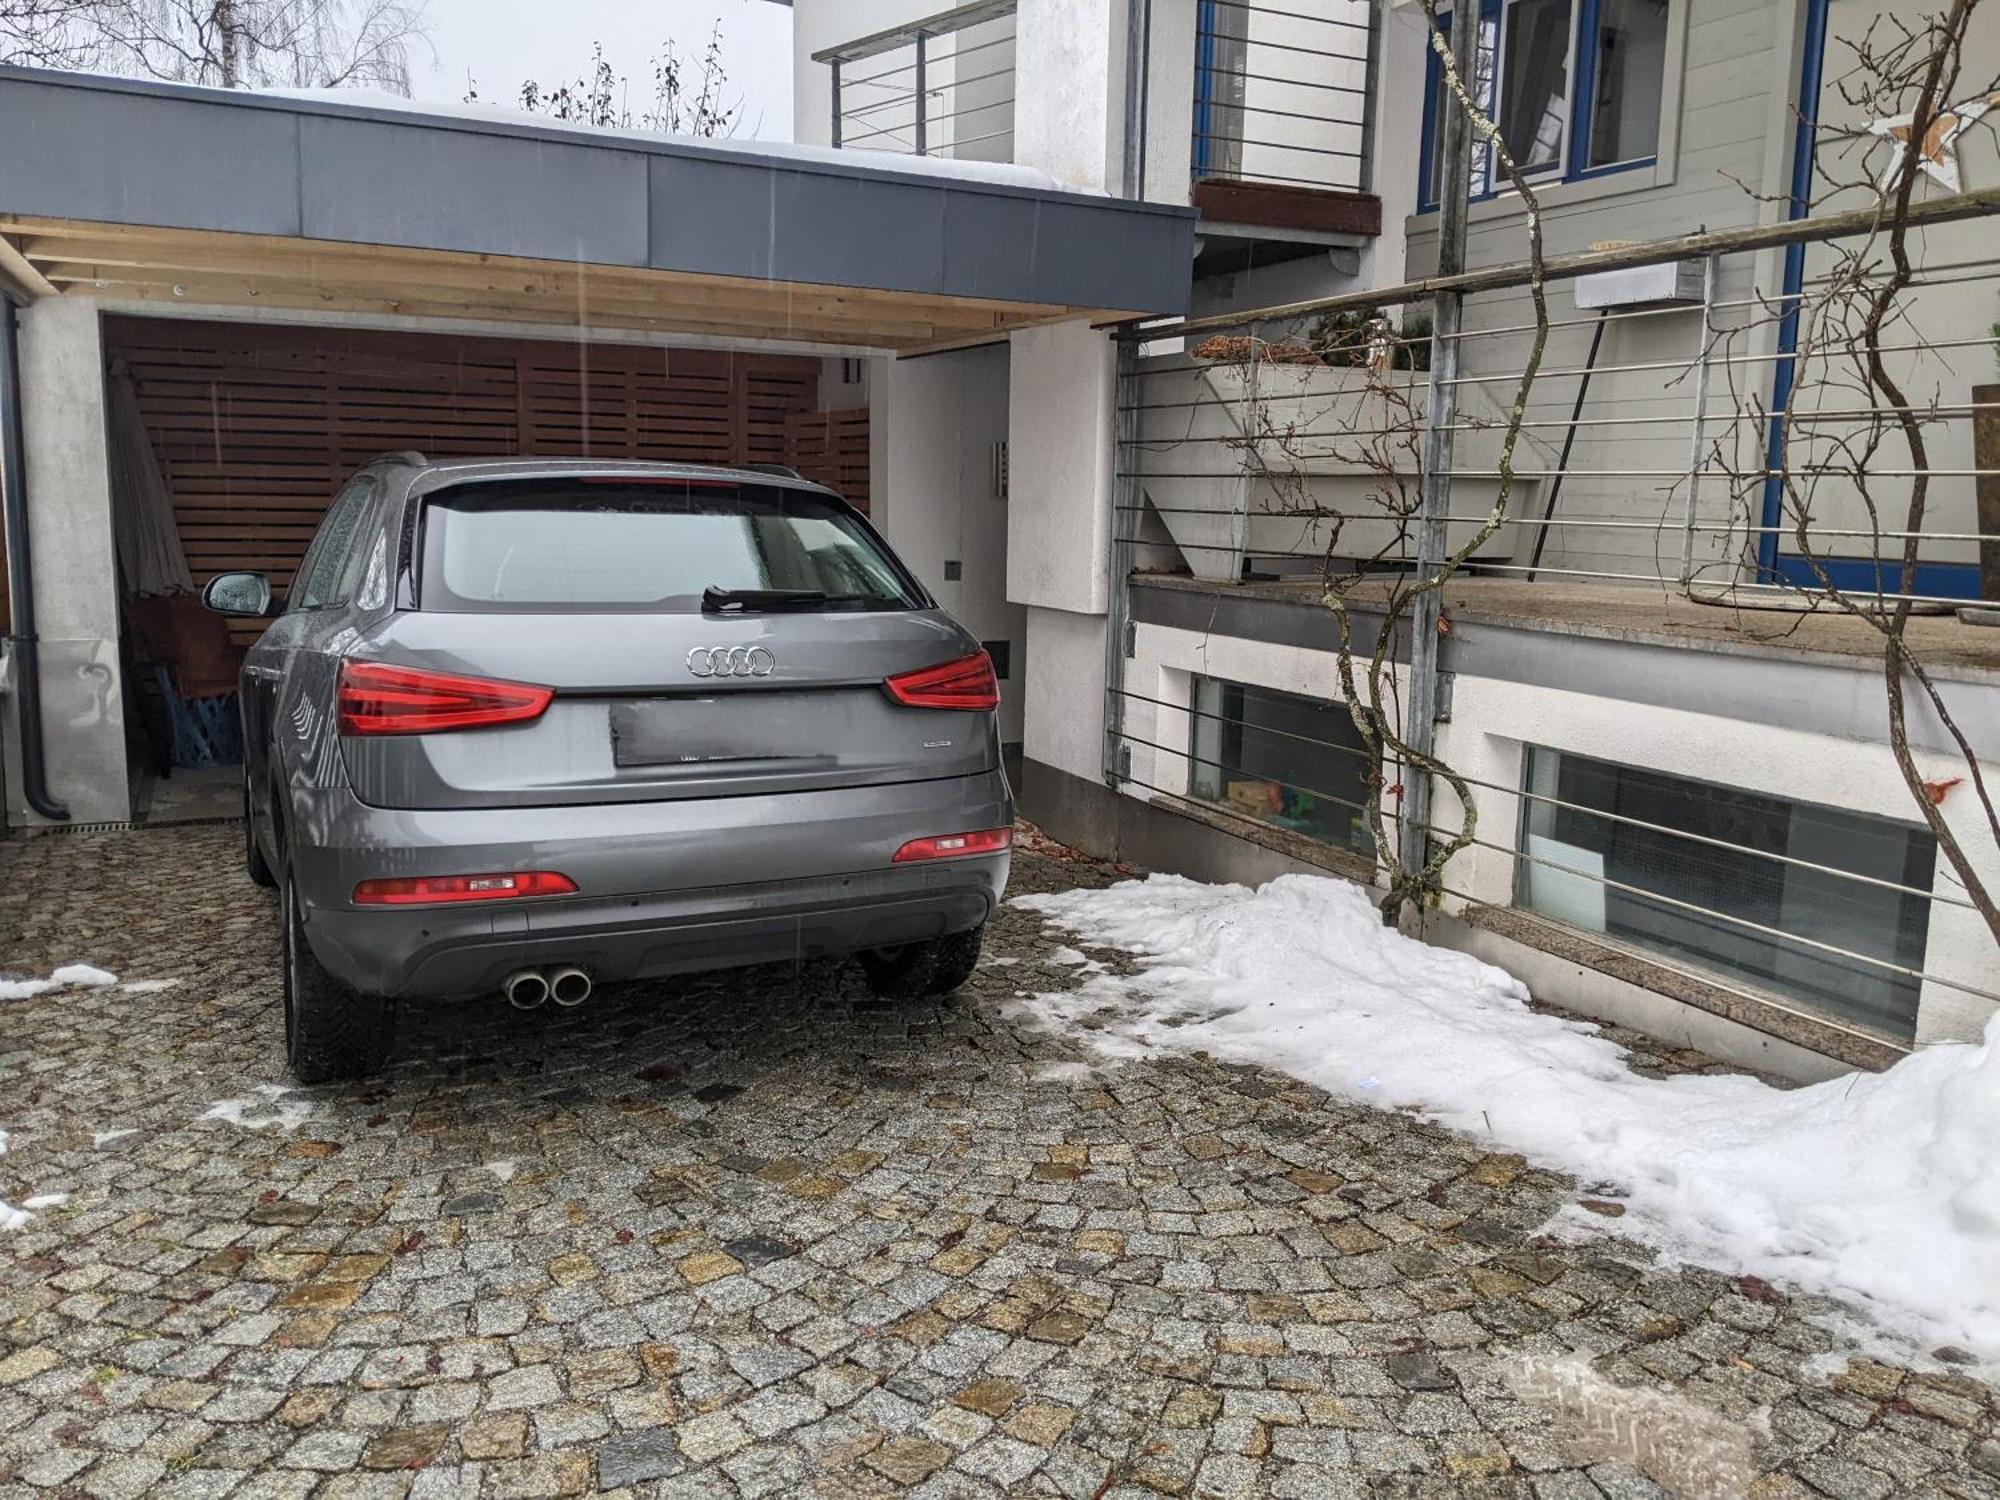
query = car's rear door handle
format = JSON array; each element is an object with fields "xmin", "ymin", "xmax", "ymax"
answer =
[{"xmin": 245, "ymin": 666, "xmax": 282, "ymax": 681}]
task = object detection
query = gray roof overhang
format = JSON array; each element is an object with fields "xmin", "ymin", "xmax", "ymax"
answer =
[{"xmin": 0, "ymin": 67, "xmax": 1195, "ymax": 330}]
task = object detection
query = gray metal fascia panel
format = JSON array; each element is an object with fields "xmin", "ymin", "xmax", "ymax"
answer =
[
  {"xmin": 0, "ymin": 77, "xmax": 301, "ymax": 236},
  {"xmin": 647, "ymin": 157, "xmax": 774, "ymax": 282},
  {"xmin": 0, "ymin": 66, "xmax": 1197, "ymax": 316},
  {"xmin": 766, "ymin": 172, "xmax": 948, "ymax": 292},
  {"xmin": 298, "ymin": 114, "xmax": 650, "ymax": 265}
]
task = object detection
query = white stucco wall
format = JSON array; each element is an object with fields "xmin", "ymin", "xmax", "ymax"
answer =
[
  {"xmin": 1124, "ymin": 618, "xmax": 2000, "ymax": 1052},
  {"xmin": 1006, "ymin": 319, "xmax": 1115, "ymax": 616},
  {"xmin": 1025, "ymin": 603, "xmax": 1110, "ymax": 783},
  {"xmin": 5, "ymin": 297, "xmax": 128, "ymax": 827},
  {"xmin": 1013, "ymin": 0, "xmax": 1126, "ymax": 191},
  {"xmin": 882, "ymin": 345, "xmax": 1027, "ymax": 743}
]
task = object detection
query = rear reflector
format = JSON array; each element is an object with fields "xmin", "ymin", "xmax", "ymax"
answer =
[
  {"xmin": 352, "ymin": 871, "xmax": 578, "ymax": 906},
  {"xmin": 338, "ymin": 661, "xmax": 553, "ymax": 736},
  {"xmin": 884, "ymin": 651, "xmax": 1000, "ymax": 712},
  {"xmin": 892, "ymin": 827, "xmax": 1014, "ymax": 863}
]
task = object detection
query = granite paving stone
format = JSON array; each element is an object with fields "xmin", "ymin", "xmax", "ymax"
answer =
[{"xmin": 0, "ymin": 822, "xmax": 1991, "ymax": 1496}]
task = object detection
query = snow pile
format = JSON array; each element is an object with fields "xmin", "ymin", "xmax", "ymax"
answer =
[
  {"xmin": 1014, "ymin": 872, "xmax": 2000, "ymax": 1364},
  {"xmin": 0, "ymin": 1130, "xmax": 26, "ymax": 1232},
  {"xmin": 0, "ymin": 963, "xmax": 119, "ymax": 1001}
]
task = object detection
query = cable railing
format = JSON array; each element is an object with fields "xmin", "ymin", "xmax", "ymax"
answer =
[
  {"xmin": 814, "ymin": 0, "xmax": 1017, "ymax": 164},
  {"xmin": 1097, "ymin": 190, "xmax": 2000, "ymax": 1054},
  {"xmin": 1191, "ymin": 0, "xmax": 1377, "ymax": 193}
]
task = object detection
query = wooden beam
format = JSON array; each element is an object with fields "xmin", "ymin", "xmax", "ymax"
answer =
[
  {"xmin": 1, "ymin": 217, "xmax": 1074, "ymax": 323},
  {"xmin": 84, "ymin": 279, "xmax": 949, "ymax": 348},
  {"xmin": 0, "ymin": 234, "xmax": 55, "ymax": 299},
  {"xmin": 1190, "ymin": 179, "xmax": 1382, "ymax": 239},
  {"xmin": 36, "ymin": 254, "xmax": 1016, "ymax": 338},
  {"xmin": 48, "ymin": 271, "xmax": 953, "ymax": 345}
]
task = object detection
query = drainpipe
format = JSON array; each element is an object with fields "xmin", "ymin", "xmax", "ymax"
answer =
[
  {"xmin": 1397, "ymin": 2, "xmax": 1476, "ymax": 918},
  {"xmin": 1122, "ymin": 0, "xmax": 1151, "ymax": 199},
  {"xmin": 0, "ymin": 296, "xmax": 70, "ymax": 821}
]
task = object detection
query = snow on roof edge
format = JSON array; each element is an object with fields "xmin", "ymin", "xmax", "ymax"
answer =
[{"xmin": 263, "ymin": 86, "xmax": 1091, "ymax": 196}]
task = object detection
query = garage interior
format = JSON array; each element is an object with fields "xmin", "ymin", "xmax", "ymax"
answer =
[{"xmin": 101, "ymin": 315, "xmax": 873, "ymax": 821}]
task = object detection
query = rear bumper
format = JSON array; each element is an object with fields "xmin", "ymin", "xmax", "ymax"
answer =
[{"xmin": 289, "ymin": 771, "xmax": 1011, "ymax": 998}]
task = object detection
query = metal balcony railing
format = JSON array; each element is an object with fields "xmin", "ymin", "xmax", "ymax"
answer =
[
  {"xmin": 815, "ymin": 0, "xmax": 1018, "ymax": 163},
  {"xmin": 1192, "ymin": 0, "xmax": 1379, "ymax": 194}
]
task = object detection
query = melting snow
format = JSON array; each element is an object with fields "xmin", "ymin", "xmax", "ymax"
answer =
[
  {"xmin": 49, "ymin": 964, "xmax": 117, "ymax": 988},
  {"xmin": 120, "ymin": 979, "xmax": 179, "ymax": 994},
  {"xmin": 2, "ymin": 963, "xmax": 120, "ymax": 999},
  {"xmin": 263, "ymin": 88, "xmax": 1082, "ymax": 192},
  {"xmin": 1015, "ymin": 872, "xmax": 2000, "ymax": 1366},
  {"xmin": 485, "ymin": 1160, "xmax": 518, "ymax": 1184},
  {"xmin": 93, "ymin": 1129, "xmax": 139, "ymax": 1147},
  {"xmin": 203, "ymin": 1084, "xmax": 313, "ymax": 1133},
  {"xmin": 0, "ymin": 1130, "xmax": 25, "ymax": 1231}
]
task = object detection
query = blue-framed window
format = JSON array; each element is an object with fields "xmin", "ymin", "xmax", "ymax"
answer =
[{"xmin": 1418, "ymin": 0, "xmax": 1669, "ymax": 210}]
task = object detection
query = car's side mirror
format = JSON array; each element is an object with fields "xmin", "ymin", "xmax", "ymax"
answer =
[{"xmin": 202, "ymin": 571, "xmax": 274, "ymax": 618}]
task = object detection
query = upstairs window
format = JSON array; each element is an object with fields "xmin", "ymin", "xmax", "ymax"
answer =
[{"xmin": 1420, "ymin": 0, "xmax": 1669, "ymax": 209}]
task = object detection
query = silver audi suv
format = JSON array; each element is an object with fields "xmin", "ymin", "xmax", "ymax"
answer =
[{"xmin": 204, "ymin": 455, "xmax": 1012, "ymax": 1083}]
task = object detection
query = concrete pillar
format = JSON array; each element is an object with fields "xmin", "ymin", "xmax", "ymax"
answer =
[
  {"xmin": 1008, "ymin": 317, "xmax": 1118, "ymax": 796},
  {"xmin": 5, "ymin": 297, "xmax": 128, "ymax": 827},
  {"xmin": 1013, "ymin": 0, "xmax": 1126, "ymax": 193}
]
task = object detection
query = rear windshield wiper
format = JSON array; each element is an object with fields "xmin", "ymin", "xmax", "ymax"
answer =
[
  {"xmin": 701, "ymin": 586, "xmax": 880, "ymax": 613},
  {"xmin": 702, "ymin": 587, "xmax": 827, "ymax": 613}
]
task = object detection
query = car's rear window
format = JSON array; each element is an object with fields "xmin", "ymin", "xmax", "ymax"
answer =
[{"xmin": 418, "ymin": 479, "xmax": 925, "ymax": 612}]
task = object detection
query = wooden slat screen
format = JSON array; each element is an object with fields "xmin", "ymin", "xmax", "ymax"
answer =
[
  {"xmin": 106, "ymin": 318, "xmax": 846, "ymax": 637},
  {"xmin": 784, "ymin": 409, "xmax": 873, "ymax": 515}
]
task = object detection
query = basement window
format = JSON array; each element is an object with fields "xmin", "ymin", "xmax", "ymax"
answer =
[
  {"xmin": 1515, "ymin": 747, "xmax": 1936, "ymax": 1041},
  {"xmin": 1187, "ymin": 677, "xmax": 1377, "ymax": 857}
]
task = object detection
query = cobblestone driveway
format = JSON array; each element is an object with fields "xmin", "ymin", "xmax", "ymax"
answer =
[{"xmin": 1, "ymin": 823, "xmax": 1996, "ymax": 1500}]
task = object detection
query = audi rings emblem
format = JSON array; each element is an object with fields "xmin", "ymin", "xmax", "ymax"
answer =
[{"xmin": 686, "ymin": 645, "xmax": 777, "ymax": 679}]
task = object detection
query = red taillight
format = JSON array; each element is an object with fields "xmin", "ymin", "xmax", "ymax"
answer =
[
  {"xmin": 884, "ymin": 652, "xmax": 1000, "ymax": 712},
  {"xmin": 337, "ymin": 661, "xmax": 553, "ymax": 736},
  {"xmin": 892, "ymin": 827, "xmax": 1014, "ymax": 863},
  {"xmin": 352, "ymin": 871, "xmax": 577, "ymax": 906}
]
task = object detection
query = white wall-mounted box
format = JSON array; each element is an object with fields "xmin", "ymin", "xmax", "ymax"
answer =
[{"xmin": 1573, "ymin": 261, "xmax": 1706, "ymax": 310}]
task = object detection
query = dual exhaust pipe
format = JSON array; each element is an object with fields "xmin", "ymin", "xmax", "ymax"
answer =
[{"xmin": 503, "ymin": 965, "xmax": 592, "ymax": 1010}]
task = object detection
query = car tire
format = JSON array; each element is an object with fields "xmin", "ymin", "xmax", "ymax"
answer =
[
  {"xmin": 858, "ymin": 923, "xmax": 985, "ymax": 1001},
  {"xmin": 244, "ymin": 766, "xmax": 276, "ymax": 889},
  {"xmin": 281, "ymin": 866, "xmax": 394, "ymax": 1084}
]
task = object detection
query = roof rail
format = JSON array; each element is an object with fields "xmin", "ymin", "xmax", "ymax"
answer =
[
  {"xmin": 366, "ymin": 450, "xmax": 430, "ymax": 468},
  {"xmin": 742, "ymin": 463, "xmax": 803, "ymax": 480}
]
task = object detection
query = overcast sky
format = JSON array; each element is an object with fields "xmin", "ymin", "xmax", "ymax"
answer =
[{"xmin": 407, "ymin": 0, "xmax": 795, "ymax": 140}]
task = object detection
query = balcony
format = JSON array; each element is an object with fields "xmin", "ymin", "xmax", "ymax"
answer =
[
  {"xmin": 814, "ymin": 0, "xmax": 1018, "ymax": 164},
  {"xmin": 1173, "ymin": 0, "xmax": 1382, "ymax": 277}
]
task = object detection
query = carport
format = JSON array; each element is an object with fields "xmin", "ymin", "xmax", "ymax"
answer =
[{"xmin": 0, "ymin": 67, "xmax": 1196, "ymax": 827}]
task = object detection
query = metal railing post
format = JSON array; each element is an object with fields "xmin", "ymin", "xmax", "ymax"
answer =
[
  {"xmin": 1104, "ymin": 339, "xmax": 1141, "ymax": 787},
  {"xmin": 830, "ymin": 57, "xmax": 843, "ymax": 148},
  {"xmin": 1358, "ymin": 0, "xmax": 1382, "ymax": 194},
  {"xmin": 914, "ymin": 34, "xmax": 929, "ymax": 156},
  {"xmin": 1397, "ymin": 6, "xmax": 1477, "ymax": 909},
  {"xmin": 1678, "ymin": 252, "xmax": 1720, "ymax": 587}
]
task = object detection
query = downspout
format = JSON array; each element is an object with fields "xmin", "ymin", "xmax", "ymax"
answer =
[
  {"xmin": 0, "ymin": 296, "xmax": 70, "ymax": 821},
  {"xmin": 1103, "ymin": 0, "xmax": 1152, "ymax": 790},
  {"xmin": 1756, "ymin": 0, "xmax": 1829, "ymax": 582},
  {"xmin": 1122, "ymin": 0, "xmax": 1151, "ymax": 200}
]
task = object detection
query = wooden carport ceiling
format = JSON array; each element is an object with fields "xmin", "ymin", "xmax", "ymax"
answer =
[{"xmin": 0, "ymin": 218, "xmax": 1096, "ymax": 352}]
